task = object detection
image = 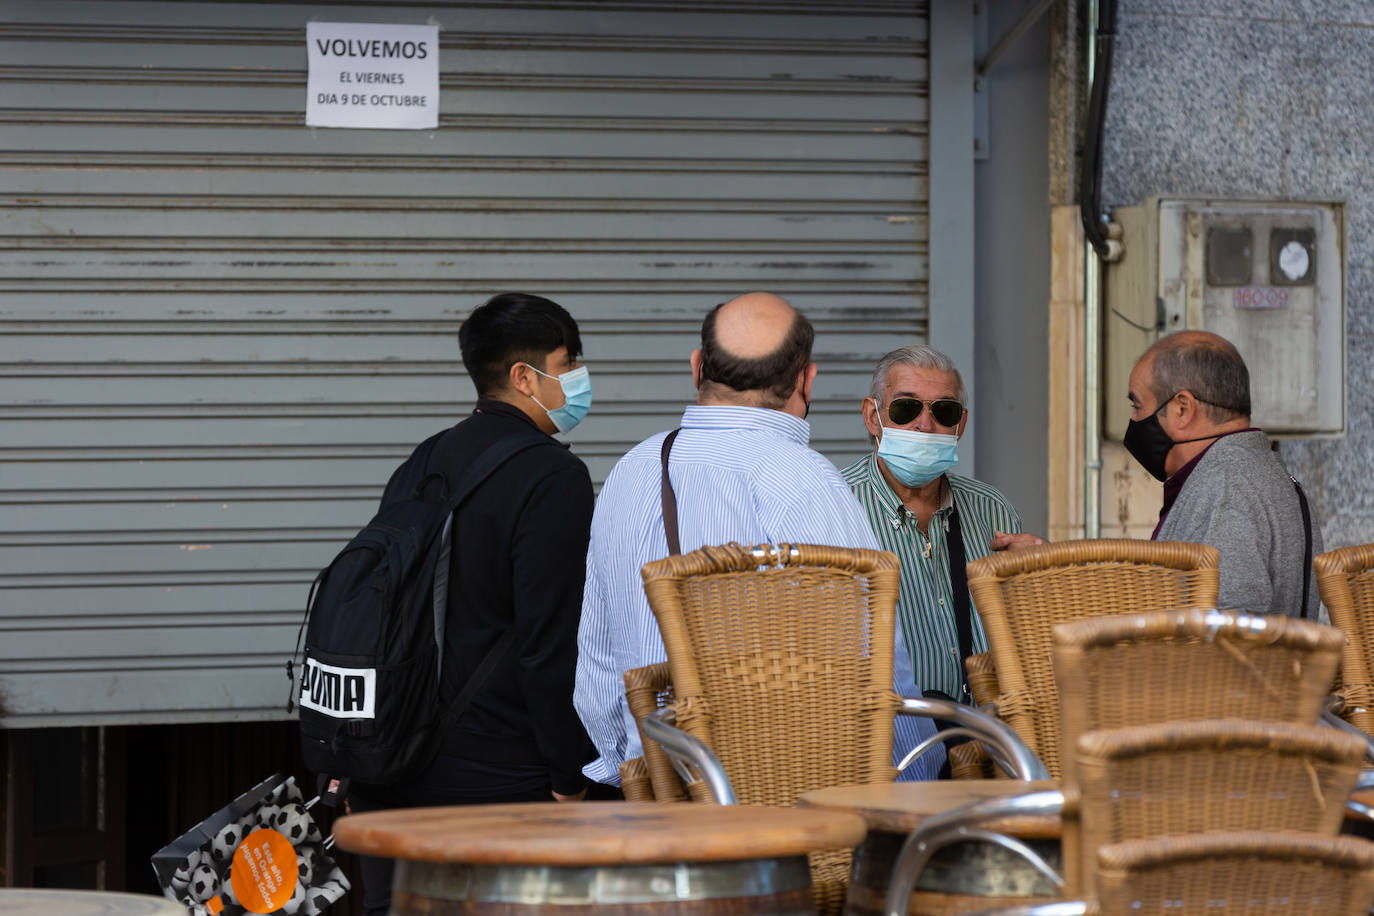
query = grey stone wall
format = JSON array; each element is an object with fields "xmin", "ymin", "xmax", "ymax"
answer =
[{"xmin": 1101, "ymin": 0, "xmax": 1374, "ymax": 547}]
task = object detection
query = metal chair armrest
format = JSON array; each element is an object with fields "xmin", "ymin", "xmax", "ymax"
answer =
[
  {"xmin": 1347, "ymin": 796, "xmax": 1374, "ymax": 821},
  {"xmin": 641, "ymin": 707, "xmax": 737, "ymax": 805},
  {"xmin": 898, "ymin": 696, "xmax": 1050, "ymax": 780},
  {"xmin": 883, "ymin": 789, "xmax": 1066, "ymax": 916},
  {"xmin": 1320, "ymin": 700, "xmax": 1374, "ymax": 764},
  {"xmin": 951, "ymin": 903, "xmax": 1087, "ymax": 916},
  {"xmin": 897, "ymin": 727, "xmax": 991, "ymax": 776}
]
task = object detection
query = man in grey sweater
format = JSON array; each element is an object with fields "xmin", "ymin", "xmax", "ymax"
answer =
[{"xmin": 1123, "ymin": 330, "xmax": 1321, "ymax": 619}]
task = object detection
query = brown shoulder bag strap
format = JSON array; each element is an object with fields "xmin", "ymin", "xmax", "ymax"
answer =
[{"xmin": 660, "ymin": 428, "xmax": 682, "ymax": 556}]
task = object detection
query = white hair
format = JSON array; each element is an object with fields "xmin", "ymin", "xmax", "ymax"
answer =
[{"xmin": 868, "ymin": 344, "xmax": 968, "ymax": 404}]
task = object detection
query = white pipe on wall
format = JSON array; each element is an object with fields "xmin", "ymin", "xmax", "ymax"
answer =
[{"xmin": 1083, "ymin": 0, "xmax": 1103, "ymax": 539}]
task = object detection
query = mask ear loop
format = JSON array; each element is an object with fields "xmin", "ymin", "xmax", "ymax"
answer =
[{"xmin": 518, "ymin": 362, "xmax": 558, "ymax": 416}]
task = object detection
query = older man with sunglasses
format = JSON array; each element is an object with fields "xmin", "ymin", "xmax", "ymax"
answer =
[{"xmin": 842, "ymin": 345, "xmax": 1042, "ymax": 705}]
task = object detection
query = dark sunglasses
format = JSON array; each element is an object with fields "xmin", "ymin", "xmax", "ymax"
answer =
[{"xmin": 886, "ymin": 397, "xmax": 964, "ymax": 427}]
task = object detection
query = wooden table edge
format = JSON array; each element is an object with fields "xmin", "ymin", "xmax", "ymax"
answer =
[{"xmin": 332, "ymin": 802, "xmax": 870, "ymax": 865}]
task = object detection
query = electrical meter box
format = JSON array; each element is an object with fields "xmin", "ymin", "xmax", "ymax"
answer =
[{"xmin": 1103, "ymin": 198, "xmax": 1345, "ymax": 440}]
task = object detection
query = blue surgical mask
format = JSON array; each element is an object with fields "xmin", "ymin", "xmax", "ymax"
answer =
[
  {"xmin": 877, "ymin": 426, "xmax": 959, "ymax": 487},
  {"xmin": 525, "ymin": 364, "xmax": 593, "ymax": 434}
]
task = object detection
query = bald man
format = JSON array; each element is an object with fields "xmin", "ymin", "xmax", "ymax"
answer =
[
  {"xmin": 1125, "ymin": 330, "xmax": 1322, "ymax": 618},
  {"xmin": 573, "ymin": 293, "xmax": 942, "ymax": 787}
]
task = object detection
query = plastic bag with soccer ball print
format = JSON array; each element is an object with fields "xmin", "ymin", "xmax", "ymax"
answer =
[{"xmin": 152, "ymin": 773, "xmax": 349, "ymax": 915}]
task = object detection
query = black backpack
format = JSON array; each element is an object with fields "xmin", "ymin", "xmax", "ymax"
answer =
[{"xmin": 288, "ymin": 427, "xmax": 549, "ymax": 794}]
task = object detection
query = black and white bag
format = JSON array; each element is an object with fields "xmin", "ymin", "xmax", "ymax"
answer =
[{"xmin": 288, "ymin": 428, "xmax": 548, "ymax": 794}]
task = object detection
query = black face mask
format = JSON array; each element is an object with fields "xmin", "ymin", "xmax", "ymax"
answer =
[
  {"xmin": 1122, "ymin": 409, "xmax": 1175, "ymax": 482},
  {"xmin": 1123, "ymin": 393, "xmax": 1223, "ymax": 482}
]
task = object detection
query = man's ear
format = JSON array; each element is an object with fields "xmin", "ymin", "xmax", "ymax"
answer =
[
  {"xmin": 955, "ymin": 408, "xmax": 969, "ymax": 440},
  {"xmin": 861, "ymin": 397, "xmax": 884, "ymax": 441},
  {"xmin": 800, "ymin": 363, "xmax": 818, "ymax": 401},
  {"xmin": 508, "ymin": 361, "xmax": 537, "ymax": 398},
  {"xmin": 689, "ymin": 349, "xmax": 704, "ymax": 389},
  {"xmin": 1172, "ymin": 389, "xmax": 1199, "ymax": 426}
]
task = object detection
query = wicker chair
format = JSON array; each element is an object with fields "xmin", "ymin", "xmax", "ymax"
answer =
[
  {"xmin": 965, "ymin": 539, "xmax": 1220, "ymax": 778},
  {"xmin": 955, "ymin": 833, "xmax": 1374, "ymax": 916},
  {"xmin": 884, "ymin": 609, "xmax": 1352, "ymax": 914},
  {"xmin": 1095, "ymin": 833, "xmax": 1374, "ymax": 916},
  {"xmin": 884, "ymin": 720, "xmax": 1369, "ymax": 916},
  {"xmin": 884, "ymin": 719, "xmax": 1368, "ymax": 911},
  {"xmin": 637, "ymin": 542, "xmax": 1048, "ymax": 913},
  {"xmin": 636, "ymin": 542, "xmax": 1050, "ymax": 913},
  {"xmin": 618, "ymin": 661, "xmax": 688, "ymax": 802},
  {"xmin": 1051, "ymin": 608, "xmax": 1347, "ymax": 891},
  {"xmin": 1314, "ymin": 543, "xmax": 1374, "ymax": 735},
  {"xmin": 637, "ymin": 542, "xmax": 907, "ymax": 915},
  {"xmin": 1073, "ymin": 719, "xmax": 1367, "ymax": 892},
  {"xmin": 1052, "ymin": 607, "xmax": 1343, "ymax": 785}
]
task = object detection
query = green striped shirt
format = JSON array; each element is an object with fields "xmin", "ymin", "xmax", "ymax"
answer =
[{"xmin": 842, "ymin": 453, "xmax": 1022, "ymax": 700}]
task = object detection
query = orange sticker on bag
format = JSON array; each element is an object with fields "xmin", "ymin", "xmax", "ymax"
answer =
[{"xmin": 229, "ymin": 827, "xmax": 299, "ymax": 913}]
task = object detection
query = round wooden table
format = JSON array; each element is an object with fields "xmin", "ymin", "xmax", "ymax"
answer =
[
  {"xmin": 799, "ymin": 781, "xmax": 1062, "ymax": 916},
  {"xmin": 0, "ymin": 889, "xmax": 187, "ymax": 915},
  {"xmin": 333, "ymin": 801, "xmax": 868, "ymax": 915},
  {"xmin": 799, "ymin": 782, "xmax": 1374, "ymax": 916}
]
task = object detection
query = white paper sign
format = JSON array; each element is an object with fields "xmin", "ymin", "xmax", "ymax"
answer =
[{"xmin": 306, "ymin": 22, "xmax": 439, "ymax": 130}]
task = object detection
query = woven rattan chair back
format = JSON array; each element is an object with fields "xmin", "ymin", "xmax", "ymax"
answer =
[
  {"xmin": 619, "ymin": 662, "xmax": 687, "ymax": 802},
  {"xmin": 1074, "ymin": 719, "xmax": 1366, "ymax": 883},
  {"xmin": 1053, "ymin": 608, "xmax": 1343, "ymax": 784},
  {"xmin": 1314, "ymin": 543, "xmax": 1374, "ymax": 735},
  {"xmin": 1094, "ymin": 832, "xmax": 1374, "ymax": 916},
  {"xmin": 965, "ymin": 539, "xmax": 1220, "ymax": 777},
  {"xmin": 640, "ymin": 542, "xmax": 903, "ymax": 915}
]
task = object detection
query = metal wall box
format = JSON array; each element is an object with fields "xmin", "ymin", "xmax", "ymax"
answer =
[{"xmin": 1103, "ymin": 198, "xmax": 1345, "ymax": 439}]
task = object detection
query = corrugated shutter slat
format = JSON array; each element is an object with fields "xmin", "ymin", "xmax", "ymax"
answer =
[{"xmin": 0, "ymin": 0, "xmax": 929, "ymax": 725}]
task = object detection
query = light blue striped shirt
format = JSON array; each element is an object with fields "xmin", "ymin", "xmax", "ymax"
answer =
[{"xmin": 574, "ymin": 405, "xmax": 942, "ymax": 785}]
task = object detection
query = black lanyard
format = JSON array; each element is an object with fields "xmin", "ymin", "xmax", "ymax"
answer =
[{"xmin": 944, "ymin": 500, "xmax": 974, "ymax": 700}]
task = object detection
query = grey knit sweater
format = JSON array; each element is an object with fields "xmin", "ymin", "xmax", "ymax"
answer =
[{"xmin": 1155, "ymin": 430, "xmax": 1322, "ymax": 620}]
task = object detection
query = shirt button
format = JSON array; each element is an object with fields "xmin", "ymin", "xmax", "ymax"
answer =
[{"xmin": 938, "ymin": 598, "xmax": 945, "ymax": 605}]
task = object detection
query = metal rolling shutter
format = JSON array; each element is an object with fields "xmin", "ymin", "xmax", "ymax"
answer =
[{"xmin": 0, "ymin": 0, "xmax": 930, "ymax": 725}]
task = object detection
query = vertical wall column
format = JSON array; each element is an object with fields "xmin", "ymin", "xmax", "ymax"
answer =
[
  {"xmin": 928, "ymin": 0, "xmax": 978, "ymax": 473},
  {"xmin": 1048, "ymin": 206, "xmax": 1086, "ymax": 541}
]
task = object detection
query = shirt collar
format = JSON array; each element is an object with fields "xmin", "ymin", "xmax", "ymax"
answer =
[
  {"xmin": 858, "ymin": 451, "xmax": 953, "ymax": 526},
  {"xmin": 679, "ymin": 404, "xmax": 811, "ymax": 446},
  {"xmin": 472, "ymin": 398, "xmax": 567, "ymax": 447},
  {"xmin": 474, "ymin": 397, "xmax": 538, "ymax": 426}
]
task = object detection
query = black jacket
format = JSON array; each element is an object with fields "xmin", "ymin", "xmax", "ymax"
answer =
[{"xmin": 381, "ymin": 399, "xmax": 595, "ymax": 795}]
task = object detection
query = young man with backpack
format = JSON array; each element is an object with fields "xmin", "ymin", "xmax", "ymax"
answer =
[{"xmin": 337, "ymin": 292, "xmax": 598, "ymax": 915}]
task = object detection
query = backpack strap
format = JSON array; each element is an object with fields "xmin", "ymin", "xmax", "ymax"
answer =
[
  {"xmin": 438, "ymin": 627, "xmax": 520, "ymax": 731},
  {"xmin": 430, "ymin": 429, "xmax": 553, "ymax": 728},
  {"xmin": 441, "ymin": 430, "xmax": 551, "ymax": 514}
]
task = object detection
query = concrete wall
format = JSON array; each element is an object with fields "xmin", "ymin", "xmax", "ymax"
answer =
[
  {"xmin": 974, "ymin": 0, "xmax": 1052, "ymax": 537},
  {"xmin": 1100, "ymin": 0, "xmax": 1374, "ymax": 548}
]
